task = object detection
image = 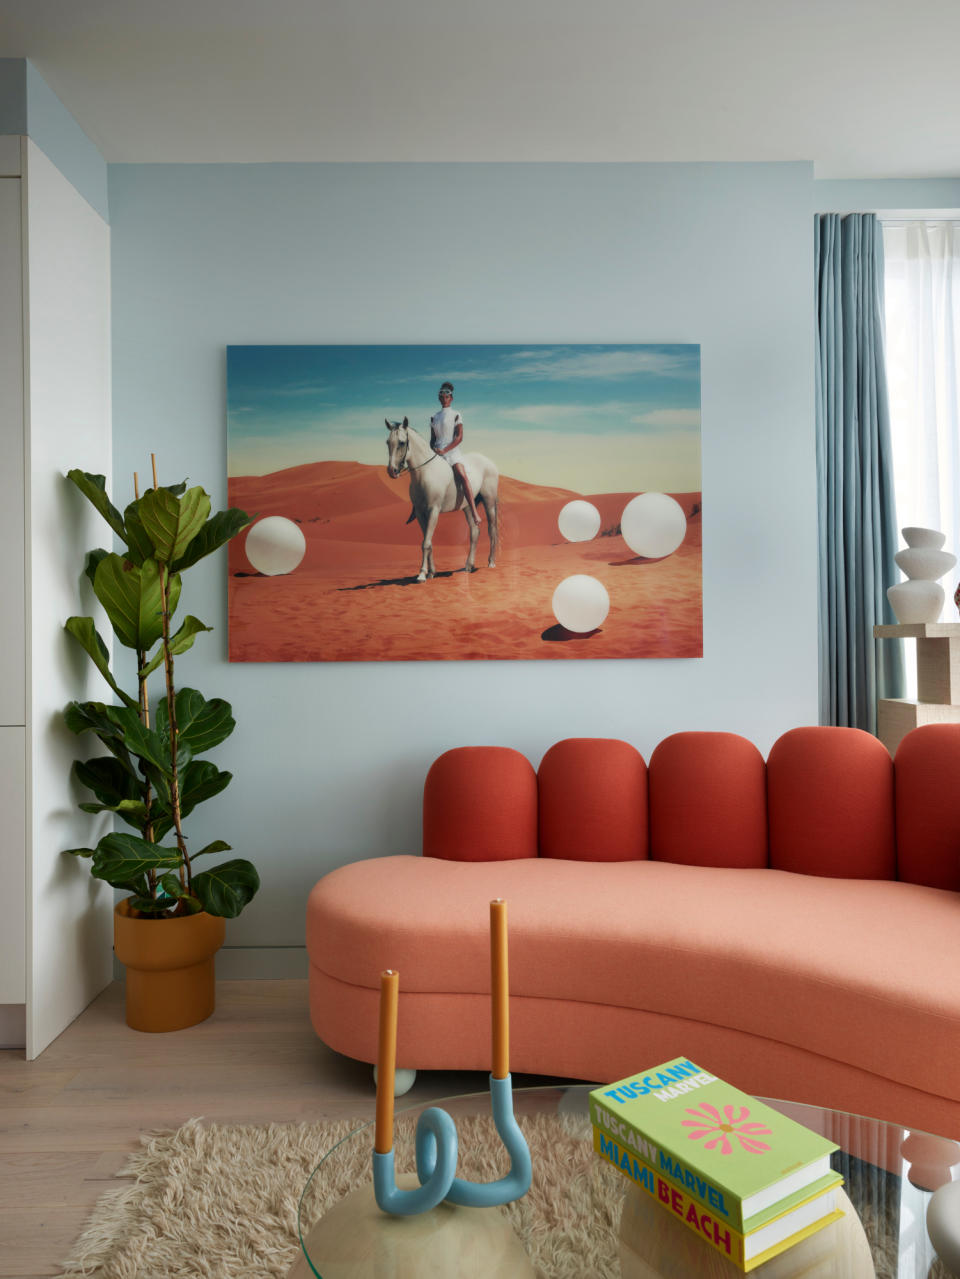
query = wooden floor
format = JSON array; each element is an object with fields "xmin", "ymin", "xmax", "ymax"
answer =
[{"xmin": 0, "ymin": 980, "xmax": 503, "ymax": 1279}]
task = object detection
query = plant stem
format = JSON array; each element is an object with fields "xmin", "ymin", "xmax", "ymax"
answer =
[
  {"xmin": 157, "ymin": 560, "xmax": 190, "ymax": 892},
  {"xmin": 136, "ymin": 644, "xmax": 158, "ymax": 899},
  {"xmin": 134, "ymin": 472, "xmax": 159, "ymax": 898}
]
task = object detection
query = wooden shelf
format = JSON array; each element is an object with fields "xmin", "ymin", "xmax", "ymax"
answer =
[
  {"xmin": 873, "ymin": 622, "xmax": 960, "ymax": 639},
  {"xmin": 874, "ymin": 622, "xmax": 960, "ymax": 754}
]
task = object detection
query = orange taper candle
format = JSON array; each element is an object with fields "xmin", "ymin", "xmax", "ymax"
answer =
[
  {"xmin": 375, "ymin": 969, "xmax": 399, "ymax": 1154},
  {"xmin": 491, "ymin": 899, "xmax": 509, "ymax": 1079}
]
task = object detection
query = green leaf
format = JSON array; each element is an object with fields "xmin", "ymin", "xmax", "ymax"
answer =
[
  {"xmin": 90, "ymin": 832, "xmax": 182, "ymax": 888},
  {"xmin": 172, "ymin": 507, "xmax": 251, "ymax": 572},
  {"xmin": 64, "ymin": 616, "xmax": 138, "ymax": 708},
  {"xmin": 63, "ymin": 846, "xmax": 96, "ymax": 859},
  {"xmin": 121, "ymin": 501, "xmax": 154, "ymax": 567},
  {"xmin": 78, "ymin": 799, "xmax": 150, "ymax": 826},
  {"xmin": 193, "ymin": 839, "xmax": 232, "ymax": 859},
  {"xmin": 67, "ymin": 470, "xmax": 127, "ymax": 542},
  {"xmin": 83, "ymin": 548, "xmax": 111, "ymax": 590},
  {"xmin": 178, "ymin": 761, "xmax": 232, "ymax": 817},
  {"xmin": 107, "ymin": 704, "xmax": 180, "ymax": 776},
  {"xmin": 92, "ymin": 555, "xmax": 170, "ymax": 653},
  {"xmin": 192, "ymin": 859, "xmax": 260, "ymax": 918},
  {"xmin": 74, "ymin": 756, "xmax": 142, "ymax": 808},
  {"xmin": 139, "ymin": 616, "xmax": 212, "ymax": 679},
  {"xmin": 64, "ymin": 701, "xmax": 138, "ymax": 777},
  {"xmin": 157, "ymin": 689, "xmax": 235, "ymax": 755},
  {"xmin": 127, "ymin": 895, "xmax": 175, "ymax": 915},
  {"xmin": 159, "ymin": 875, "xmax": 202, "ymax": 912},
  {"xmin": 138, "ymin": 486, "xmax": 211, "ymax": 565}
]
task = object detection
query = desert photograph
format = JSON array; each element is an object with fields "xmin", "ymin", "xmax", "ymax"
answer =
[{"xmin": 226, "ymin": 344, "xmax": 702, "ymax": 663}]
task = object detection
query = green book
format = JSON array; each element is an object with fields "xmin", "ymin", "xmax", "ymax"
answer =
[{"xmin": 589, "ymin": 1057, "xmax": 841, "ymax": 1233}]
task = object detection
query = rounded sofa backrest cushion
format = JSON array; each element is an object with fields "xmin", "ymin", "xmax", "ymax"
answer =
[
  {"xmin": 648, "ymin": 731, "xmax": 768, "ymax": 867},
  {"xmin": 423, "ymin": 746, "xmax": 538, "ymax": 861},
  {"xmin": 538, "ymin": 738, "xmax": 648, "ymax": 861},
  {"xmin": 767, "ymin": 727, "xmax": 895, "ymax": 878},
  {"xmin": 894, "ymin": 724, "xmax": 960, "ymax": 890}
]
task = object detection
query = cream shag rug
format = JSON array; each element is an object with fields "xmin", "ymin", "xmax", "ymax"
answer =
[
  {"xmin": 61, "ymin": 1111, "xmax": 625, "ymax": 1279},
  {"xmin": 62, "ymin": 1112, "xmax": 908, "ymax": 1279}
]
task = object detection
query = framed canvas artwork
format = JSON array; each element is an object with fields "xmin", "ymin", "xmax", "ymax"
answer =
[{"xmin": 226, "ymin": 344, "xmax": 701, "ymax": 662}]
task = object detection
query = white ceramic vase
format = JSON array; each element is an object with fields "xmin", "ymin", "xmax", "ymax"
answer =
[
  {"xmin": 902, "ymin": 526, "xmax": 946, "ymax": 550},
  {"xmin": 927, "ymin": 1179, "xmax": 960, "ymax": 1276},
  {"xmin": 887, "ymin": 527, "xmax": 956, "ymax": 625},
  {"xmin": 894, "ymin": 548, "xmax": 957, "ymax": 580}
]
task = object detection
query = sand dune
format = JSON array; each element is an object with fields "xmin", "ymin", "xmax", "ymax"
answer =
[{"xmin": 228, "ymin": 460, "xmax": 702, "ymax": 662}]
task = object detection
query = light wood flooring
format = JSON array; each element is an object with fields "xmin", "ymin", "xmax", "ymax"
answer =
[{"xmin": 0, "ymin": 980, "xmax": 511, "ymax": 1279}]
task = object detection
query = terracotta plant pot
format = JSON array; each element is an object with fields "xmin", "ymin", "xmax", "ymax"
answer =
[{"xmin": 114, "ymin": 900, "xmax": 226, "ymax": 1032}]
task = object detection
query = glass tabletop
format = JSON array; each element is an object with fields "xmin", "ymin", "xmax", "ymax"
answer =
[{"xmin": 294, "ymin": 1085, "xmax": 959, "ymax": 1278}]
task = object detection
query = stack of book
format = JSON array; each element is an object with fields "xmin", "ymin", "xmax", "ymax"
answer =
[{"xmin": 590, "ymin": 1057, "xmax": 844, "ymax": 1272}]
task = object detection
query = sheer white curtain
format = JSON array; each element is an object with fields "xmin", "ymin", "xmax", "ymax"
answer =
[{"xmin": 881, "ymin": 219, "xmax": 960, "ymax": 611}]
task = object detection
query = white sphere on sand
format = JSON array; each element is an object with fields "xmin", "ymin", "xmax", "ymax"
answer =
[
  {"xmin": 620, "ymin": 493, "xmax": 687, "ymax": 559},
  {"xmin": 552, "ymin": 575, "xmax": 610, "ymax": 633},
  {"xmin": 244, "ymin": 516, "xmax": 306, "ymax": 576},
  {"xmin": 558, "ymin": 500, "xmax": 601, "ymax": 543}
]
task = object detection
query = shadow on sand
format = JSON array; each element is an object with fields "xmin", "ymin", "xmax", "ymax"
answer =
[
  {"xmin": 338, "ymin": 570, "xmax": 463, "ymax": 591},
  {"xmin": 541, "ymin": 624, "xmax": 602, "ymax": 642}
]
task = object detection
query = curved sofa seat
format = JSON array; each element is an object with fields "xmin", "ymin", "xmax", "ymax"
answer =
[{"xmin": 306, "ymin": 725, "xmax": 960, "ymax": 1138}]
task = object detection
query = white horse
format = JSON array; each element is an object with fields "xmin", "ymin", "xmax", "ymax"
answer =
[{"xmin": 385, "ymin": 418, "xmax": 499, "ymax": 581}]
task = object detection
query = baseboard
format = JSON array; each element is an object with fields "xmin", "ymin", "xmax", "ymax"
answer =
[
  {"xmin": 216, "ymin": 947, "xmax": 308, "ymax": 980},
  {"xmin": 0, "ymin": 1004, "xmax": 26, "ymax": 1049},
  {"xmin": 113, "ymin": 946, "xmax": 308, "ymax": 982}
]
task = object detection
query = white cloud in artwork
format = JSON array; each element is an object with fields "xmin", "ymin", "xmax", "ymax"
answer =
[
  {"xmin": 503, "ymin": 349, "xmax": 696, "ymax": 382},
  {"xmin": 632, "ymin": 408, "xmax": 701, "ymax": 429}
]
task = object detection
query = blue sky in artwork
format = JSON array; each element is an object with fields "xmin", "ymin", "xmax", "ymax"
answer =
[{"xmin": 227, "ymin": 344, "xmax": 701, "ymax": 492}]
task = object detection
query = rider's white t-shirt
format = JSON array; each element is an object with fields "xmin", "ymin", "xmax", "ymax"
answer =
[{"xmin": 431, "ymin": 407, "xmax": 464, "ymax": 466}]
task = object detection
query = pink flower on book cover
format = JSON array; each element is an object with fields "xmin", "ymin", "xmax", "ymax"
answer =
[{"xmin": 681, "ymin": 1104, "xmax": 772, "ymax": 1155}]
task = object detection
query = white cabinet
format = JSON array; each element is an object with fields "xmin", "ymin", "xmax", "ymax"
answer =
[
  {"xmin": 0, "ymin": 174, "xmax": 25, "ymax": 728},
  {"xmin": 0, "ymin": 138, "xmax": 113, "ymax": 1056},
  {"xmin": 0, "ymin": 729, "xmax": 25, "ymax": 1004},
  {"xmin": 0, "ymin": 171, "xmax": 26, "ymax": 1013}
]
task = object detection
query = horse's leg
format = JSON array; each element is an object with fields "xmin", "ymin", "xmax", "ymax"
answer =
[
  {"xmin": 464, "ymin": 507, "xmax": 479, "ymax": 572},
  {"xmin": 419, "ymin": 506, "xmax": 440, "ymax": 581},
  {"xmin": 485, "ymin": 496, "xmax": 498, "ymax": 567}
]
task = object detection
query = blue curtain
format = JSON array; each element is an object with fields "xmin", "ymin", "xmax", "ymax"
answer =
[{"xmin": 815, "ymin": 213, "xmax": 905, "ymax": 733}]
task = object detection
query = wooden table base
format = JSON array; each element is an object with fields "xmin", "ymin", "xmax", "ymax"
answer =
[{"xmin": 287, "ymin": 1173, "xmax": 536, "ymax": 1278}]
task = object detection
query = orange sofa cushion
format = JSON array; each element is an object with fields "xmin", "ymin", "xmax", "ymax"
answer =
[
  {"xmin": 306, "ymin": 854, "xmax": 960, "ymax": 1107},
  {"xmin": 895, "ymin": 725, "xmax": 960, "ymax": 892},
  {"xmin": 767, "ymin": 727, "xmax": 896, "ymax": 878},
  {"xmin": 423, "ymin": 746, "xmax": 537, "ymax": 861},
  {"xmin": 537, "ymin": 738, "xmax": 648, "ymax": 861},
  {"xmin": 648, "ymin": 732, "xmax": 768, "ymax": 868}
]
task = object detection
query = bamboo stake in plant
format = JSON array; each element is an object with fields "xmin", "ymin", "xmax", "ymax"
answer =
[
  {"xmin": 132, "ymin": 469, "xmax": 157, "ymax": 900},
  {"xmin": 158, "ymin": 555, "xmax": 190, "ymax": 893}
]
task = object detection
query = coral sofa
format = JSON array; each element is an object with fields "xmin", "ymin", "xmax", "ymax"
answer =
[{"xmin": 306, "ymin": 725, "xmax": 960, "ymax": 1139}]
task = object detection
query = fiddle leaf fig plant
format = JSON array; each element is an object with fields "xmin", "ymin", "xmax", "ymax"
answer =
[{"xmin": 63, "ymin": 465, "xmax": 259, "ymax": 919}]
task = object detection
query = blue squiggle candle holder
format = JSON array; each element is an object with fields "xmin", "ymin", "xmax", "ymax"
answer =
[
  {"xmin": 374, "ymin": 1074, "xmax": 532, "ymax": 1215},
  {"xmin": 373, "ymin": 899, "xmax": 531, "ymax": 1216},
  {"xmin": 373, "ymin": 1105, "xmax": 459, "ymax": 1215}
]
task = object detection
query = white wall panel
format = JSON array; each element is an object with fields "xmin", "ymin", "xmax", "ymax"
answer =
[
  {"xmin": 0, "ymin": 727, "xmax": 25, "ymax": 1004},
  {"xmin": 0, "ymin": 176, "xmax": 24, "ymax": 728},
  {"xmin": 24, "ymin": 140, "xmax": 112, "ymax": 1059}
]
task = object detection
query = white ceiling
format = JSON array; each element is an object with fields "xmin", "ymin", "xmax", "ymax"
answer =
[{"xmin": 2, "ymin": 0, "xmax": 959, "ymax": 178}]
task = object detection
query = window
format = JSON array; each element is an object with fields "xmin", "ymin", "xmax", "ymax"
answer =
[{"xmin": 882, "ymin": 215, "xmax": 960, "ymax": 692}]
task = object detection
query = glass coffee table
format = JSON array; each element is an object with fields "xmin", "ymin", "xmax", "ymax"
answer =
[{"xmin": 290, "ymin": 1085, "xmax": 959, "ymax": 1278}]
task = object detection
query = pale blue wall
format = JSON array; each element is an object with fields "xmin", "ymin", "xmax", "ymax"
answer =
[
  {"xmin": 108, "ymin": 160, "xmax": 817, "ymax": 971},
  {"xmin": 0, "ymin": 59, "xmax": 108, "ymax": 220},
  {"xmin": 814, "ymin": 178, "xmax": 960, "ymax": 212}
]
